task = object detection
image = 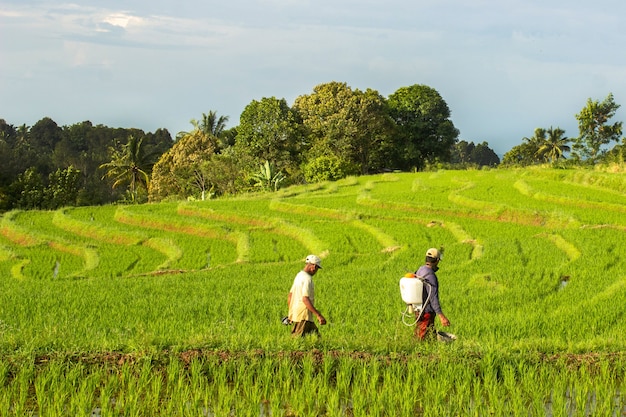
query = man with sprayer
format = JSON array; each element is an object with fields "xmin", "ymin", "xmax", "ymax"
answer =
[{"xmin": 400, "ymin": 248, "xmax": 451, "ymax": 340}]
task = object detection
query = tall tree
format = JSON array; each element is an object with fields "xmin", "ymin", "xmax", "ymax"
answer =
[
  {"xmin": 150, "ymin": 129, "xmax": 219, "ymax": 201},
  {"xmin": 574, "ymin": 93, "xmax": 623, "ymax": 161},
  {"xmin": 45, "ymin": 166, "xmax": 81, "ymax": 209},
  {"xmin": 99, "ymin": 135, "xmax": 154, "ymax": 203},
  {"xmin": 450, "ymin": 140, "xmax": 475, "ymax": 164},
  {"xmin": 0, "ymin": 121, "xmax": 17, "ymax": 189},
  {"xmin": 470, "ymin": 142, "xmax": 500, "ymax": 166},
  {"xmin": 180, "ymin": 111, "xmax": 229, "ymax": 151},
  {"xmin": 386, "ymin": 84, "xmax": 459, "ymax": 170},
  {"xmin": 502, "ymin": 129, "xmax": 545, "ymax": 166},
  {"xmin": 349, "ymin": 88, "xmax": 395, "ymax": 174},
  {"xmin": 536, "ymin": 127, "xmax": 570, "ymax": 163},
  {"xmin": 293, "ymin": 81, "xmax": 357, "ymax": 156},
  {"xmin": 293, "ymin": 82, "xmax": 394, "ymax": 175},
  {"xmin": 236, "ymin": 97, "xmax": 302, "ymax": 178},
  {"xmin": 30, "ymin": 117, "xmax": 63, "ymax": 176}
]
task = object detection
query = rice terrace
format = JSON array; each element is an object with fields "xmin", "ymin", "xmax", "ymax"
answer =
[{"xmin": 1, "ymin": 167, "xmax": 626, "ymax": 416}]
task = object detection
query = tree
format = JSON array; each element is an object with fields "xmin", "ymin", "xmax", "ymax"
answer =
[
  {"xmin": 0, "ymin": 121, "xmax": 17, "ymax": 189},
  {"xmin": 574, "ymin": 93, "xmax": 623, "ymax": 161},
  {"xmin": 30, "ymin": 117, "xmax": 63, "ymax": 176},
  {"xmin": 150, "ymin": 129, "xmax": 219, "ymax": 201},
  {"xmin": 470, "ymin": 142, "xmax": 500, "ymax": 166},
  {"xmin": 349, "ymin": 88, "xmax": 396, "ymax": 174},
  {"xmin": 235, "ymin": 97, "xmax": 302, "ymax": 177},
  {"xmin": 179, "ymin": 111, "xmax": 229, "ymax": 152},
  {"xmin": 201, "ymin": 151, "xmax": 246, "ymax": 196},
  {"xmin": 386, "ymin": 84, "xmax": 459, "ymax": 170},
  {"xmin": 502, "ymin": 129, "xmax": 546, "ymax": 166},
  {"xmin": 45, "ymin": 166, "xmax": 81, "ymax": 209},
  {"xmin": 99, "ymin": 135, "xmax": 154, "ymax": 203},
  {"xmin": 450, "ymin": 140, "xmax": 475, "ymax": 164},
  {"xmin": 302, "ymin": 154, "xmax": 347, "ymax": 183},
  {"xmin": 10, "ymin": 167, "xmax": 45, "ymax": 209},
  {"xmin": 536, "ymin": 127, "xmax": 570, "ymax": 163},
  {"xmin": 604, "ymin": 137, "xmax": 626, "ymax": 164},
  {"xmin": 293, "ymin": 82, "xmax": 394, "ymax": 175},
  {"xmin": 450, "ymin": 141, "xmax": 500, "ymax": 167}
]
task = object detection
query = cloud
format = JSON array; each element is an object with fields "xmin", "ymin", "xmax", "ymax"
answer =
[{"xmin": 2, "ymin": 0, "xmax": 626, "ymax": 155}]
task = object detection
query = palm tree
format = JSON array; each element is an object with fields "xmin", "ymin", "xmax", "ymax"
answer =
[
  {"xmin": 198, "ymin": 110, "xmax": 229, "ymax": 138},
  {"xmin": 178, "ymin": 111, "xmax": 230, "ymax": 151},
  {"xmin": 518, "ymin": 128, "xmax": 547, "ymax": 164},
  {"xmin": 536, "ymin": 127, "xmax": 570, "ymax": 163},
  {"xmin": 99, "ymin": 135, "xmax": 154, "ymax": 202}
]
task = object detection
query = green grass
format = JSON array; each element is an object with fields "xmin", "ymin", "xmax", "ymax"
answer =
[
  {"xmin": 1, "ymin": 167, "xmax": 626, "ymax": 415},
  {"xmin": 1, "ymin": 168, "xmax": 626, "ymax": 351}
]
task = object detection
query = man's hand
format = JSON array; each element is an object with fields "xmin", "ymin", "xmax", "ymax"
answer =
[
  {"xmin": 303, "ymin": 296, "xmax": 326, "ymax": 325},
  {"xmin": 439, "ymin": 314, "xmax": 450, "ymax": 327}
]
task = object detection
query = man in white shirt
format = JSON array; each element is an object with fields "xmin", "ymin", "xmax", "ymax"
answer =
[{"xmin": 287, "ymin": 254, "xmax": 327, "ymax": 337}]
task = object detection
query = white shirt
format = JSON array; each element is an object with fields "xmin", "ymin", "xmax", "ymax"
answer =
[{"xmin": 289, "ymin": 270, "xmax": 315, "ymax": 322}]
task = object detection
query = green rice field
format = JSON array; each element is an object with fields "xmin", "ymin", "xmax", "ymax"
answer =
[{"xmin": 1, "ymin": 167, "xmax": 625, "ymax": 415}]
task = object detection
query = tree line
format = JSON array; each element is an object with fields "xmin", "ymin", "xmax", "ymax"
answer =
[
  {"xmin": 502, "ymin": 93, "xmax": 624, "ymax": 166},
  {"xmin": 1, "ymin": 82, "xmax": 623, "ymax": 211}
]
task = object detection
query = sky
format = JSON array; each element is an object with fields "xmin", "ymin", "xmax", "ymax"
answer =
[{"xmin": 1, "ymin": 0, "xmax": 626, "ymax": 156}]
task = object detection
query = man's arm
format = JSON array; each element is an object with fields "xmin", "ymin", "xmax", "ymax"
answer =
[{"xmin": 302, "ymin": 296, "xmax": 326, "ymax": 325}]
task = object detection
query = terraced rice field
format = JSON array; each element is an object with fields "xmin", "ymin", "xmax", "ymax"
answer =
[{"xmin": 1, "ymin": 167, "xmax": 625, "ymax": 415}]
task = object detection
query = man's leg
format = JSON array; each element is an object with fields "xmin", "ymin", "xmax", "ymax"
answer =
[
  {"xmin": 415, "ymin": 312, "xmax": 436, "ymax": 340},
  {"xmin": 292, "ymin": 320, "xmax": 320, "ymax": 337}
]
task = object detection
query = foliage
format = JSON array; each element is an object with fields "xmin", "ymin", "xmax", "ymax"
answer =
[
  {"xmin": 0, "ymin": 118, "xmax": 173, "ymax": 209},
  {"xmin": 99, "ymin": 135, "xmax": 155, "ymax": 203},
  {"xmin": 2, "ymin": 87, "xmax": 624, "ymax": 208},
  {"xmin": 10, "ymin": 167, "xmax": 45, "ymax": 209},
  {"xmin": 202, "ymin": 151, "xmax": 248, "ymax": 196},
  {"xmin": 235, "ymin": 97, "xmax": 302, "ymax": 177},
  {"xmin": 150, "ymin": 129, "xmax": 218, "ymax": 201},
  {"xmin": 504, "ymin": 127, "xmax": 571, "ymax": 167},
  {"xmin": 293, "ymin": 82, "xmax": 394, "ymax": 174},
  {"xmin": 45, "ymin": 166, "xmax": 81, "ymax": 209},
  {"xmin": 602, "ymin": 137, "xmax": 626, "ymax": 165},
  {"xmin": 302, "ymin": 154, "xmax": 352, "ymax": 183},
  {"xmin": 387, "ymin": 84, "xmax": 459, "ymax": 170},
  {"xmin": 573, "ymin": 93, "xmax": 623, "ymax": 162},
  {"xmin": 536, "ymin": 126, "xmax": 570, "ymax": 163},
  {"xmin": 251, "ymin": 160, "xmax": 286, "ymax": 191},
  {"xmin": 452, "ymin": 140, "xmax": 500, "ymax": 166},
  {"xmin": 178, "ymin": 110, "xmax": 229, "ymax": 152}
]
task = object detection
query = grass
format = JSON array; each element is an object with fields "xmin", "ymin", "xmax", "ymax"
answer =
[{"xmin": 1, "ymin": 167, "xmax": 626, "ymax": 414}]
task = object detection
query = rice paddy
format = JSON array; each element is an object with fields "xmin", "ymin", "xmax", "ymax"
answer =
[{"xmin": 1, "ymin": 167, "xmax": 625, "ymax": 415}]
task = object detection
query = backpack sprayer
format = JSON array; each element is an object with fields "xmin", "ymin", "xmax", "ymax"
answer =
[{"xmin": 399, "ymin": 273, "xmax": 432, "ymax": 326}]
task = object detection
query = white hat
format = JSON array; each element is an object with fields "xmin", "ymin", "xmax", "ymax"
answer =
[
  {"xmin": 426, "ymin": 248, "xmax": 441, "ymax": 260},
  {"xmin": 305, "ymin": 254, "xmax": 322, "ymax": 268}
]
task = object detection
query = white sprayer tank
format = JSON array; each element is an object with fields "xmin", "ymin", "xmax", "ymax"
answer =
[{"xmin": 399, "ymin": 273, "xmax": 424, "ymax": 309}]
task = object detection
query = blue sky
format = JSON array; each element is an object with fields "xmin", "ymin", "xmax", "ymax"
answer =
[{"xmin": 1, "ymin": 0, "xmax": 625, "ymax": 156}]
